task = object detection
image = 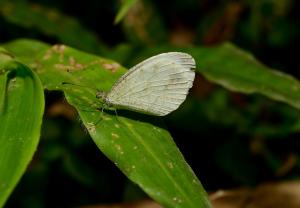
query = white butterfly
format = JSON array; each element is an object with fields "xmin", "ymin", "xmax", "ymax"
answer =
[{"xmin": 97, "ymin": 52, "xmax": 196, "ymax": 116}]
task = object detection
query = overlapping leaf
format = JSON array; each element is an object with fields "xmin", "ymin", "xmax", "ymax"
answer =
[{"xmin": 0, "ymin": 52, "xmax": 44, "ymax": 207}]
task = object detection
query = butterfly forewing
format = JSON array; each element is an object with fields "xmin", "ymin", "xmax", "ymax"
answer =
[{"xmin": 106, "ymin": 52, "xmax": 196, "ymax": 116}]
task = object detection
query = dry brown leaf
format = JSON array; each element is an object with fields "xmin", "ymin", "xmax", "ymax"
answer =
[{"xmin": 210, "ymin": 180, "xmax": 300, "ymax": 208}]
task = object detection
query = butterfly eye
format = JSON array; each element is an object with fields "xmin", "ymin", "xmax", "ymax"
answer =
[{"xmin": 96, "ymin": 91, "xmax": 106, "ymax": 99}]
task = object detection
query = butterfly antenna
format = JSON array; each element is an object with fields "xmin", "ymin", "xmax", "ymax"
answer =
[{"xmin": 62, "ymin": 82, "xmax": 99, "ymax": 91}]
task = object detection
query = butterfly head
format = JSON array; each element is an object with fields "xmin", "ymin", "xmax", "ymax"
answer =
[
  {"xmin": 96, "ymin": 91, "xmax": 107, "ymax": 99},
  {"xmin": 96, "ymin": 91, "xmax": 111, "ymax": 104},
  {"xmin": 96, "ymin": 91, "xmax": 114, "ymax": 109}
]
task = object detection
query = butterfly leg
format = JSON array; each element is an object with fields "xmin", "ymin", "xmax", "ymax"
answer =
[
  {"xmin": 93, "ymin": 107, "xmax": 105, "ymax": 125},
  {"xmin": 114, "ymin": 109, "xmax": 120, "ymax": 121}
]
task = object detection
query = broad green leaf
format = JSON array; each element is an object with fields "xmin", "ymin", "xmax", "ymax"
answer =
[
  {"xmin": 115, "ymin": 0, "xmax": 139, "ymax": 24},
  {"xmin": 3, "ymin": 40, "xmax": 211, "ymax": 208},
  {"xmin": 0, "ymin": 53, "xmax": 44, "ymax": 207},
  {"xmin": 191, "ymin": 43, "xmax": 300, "ymax": 110}
]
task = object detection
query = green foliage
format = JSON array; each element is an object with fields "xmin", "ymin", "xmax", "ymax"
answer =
[
  {"xmin": 0, "ymin": 54, "xmax": 44, "ymax": 207},
  {"xmin": 3, "ymin": 35, "xmax": 300, "ymax": 206},
  {"xmin": 0, "ymin": 1, "xmax": 108, "ymax": 54},
  {"xmin": 3, "ymin": 40, "xmax": 211, "ymax": 208}
]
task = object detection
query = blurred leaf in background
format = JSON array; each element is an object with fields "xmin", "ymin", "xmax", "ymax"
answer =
[
  {"xmin": 0, "ymin": 1, "xmax": 108, "ymax": 54},
  {"xmin": 121, "ymin": 0, "xmax": 168, "ymax": 45},
  {"xmin": 115, "ymin": 0, "xmax": 139, "ymax": 24}
]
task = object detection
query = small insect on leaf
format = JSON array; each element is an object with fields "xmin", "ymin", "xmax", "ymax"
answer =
[{"xmin": 98, "ymin": 52, "xmax": 196, "ymax": 116}]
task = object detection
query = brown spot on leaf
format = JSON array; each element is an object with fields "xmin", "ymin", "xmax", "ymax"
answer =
[
  {"xmin": 102, "ymin": 62, "xmax": 120, "ymax": 73},
  {"xmin": 43, "ymin": 44, "xmax": 66, "ymax": 61},
  {"xmin": 52, "ymin": 44, "xmax": 66, "ymax": 53},
  {"xmin": 67, "ymin": 56, "xmax": 85, "ymax": 71},
  {"xmin": 42, "ymin": 49, "xmax": 53, "ymax": 60},
  {"xmin": 54, "ymin": 63, "xmax": 84, "ymax": 72},
  {"xmin": 69, "ymin": 56, "xmax": 76, "ymax": 65}
]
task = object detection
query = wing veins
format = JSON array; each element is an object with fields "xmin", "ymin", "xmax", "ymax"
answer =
[{"xmin": 110, "ymin": 70, "xmax": 194, "ymax": 98}]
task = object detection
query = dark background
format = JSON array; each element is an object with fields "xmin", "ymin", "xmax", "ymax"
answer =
[{"xmin": 1, "ymin": 0, "xmax": 300, "ymax": 207}]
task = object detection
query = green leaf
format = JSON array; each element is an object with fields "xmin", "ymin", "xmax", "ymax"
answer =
[
  {"xmin": 1, "ymin": 39, "xmax": 50, "ymax": 66},
  {"xmin": 115, "ymin": 0, "xmax": 139, "ymax": 24},
  {"xmin": 3, "ymin": 40, "xmax": 211, "ymax": 208},
  {"xmin": 0, "ymin": 1, "xmax": 108, "ymax": 54},
  {"xmin": 0, "ymin": 55, "xmax": 44, "ymax": 207},
  {"xmin": 192, "ymin": 43, "xmax": 300, "ymax": 110}
]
